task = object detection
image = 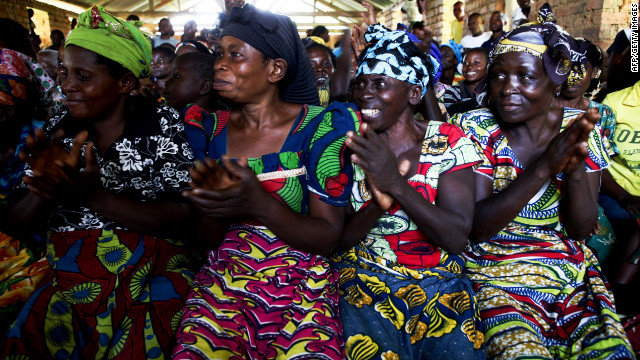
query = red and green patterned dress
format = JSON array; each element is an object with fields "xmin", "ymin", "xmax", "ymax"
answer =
[
  {"xmin": 332, "ymin": 121, "xmax": 486, "ymax": 360},
  {"xmin": 172, "ymin": 103, "xmax": 359, "ymax": 359}
]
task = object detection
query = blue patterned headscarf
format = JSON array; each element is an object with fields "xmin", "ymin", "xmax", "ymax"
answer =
[
  {"xmin": 357, "ymin": 24, "xmax": 439, "ymax": 96},
  {"xmin": 440, "ymin": 39, "xmax": 463, "ymax": 64}
]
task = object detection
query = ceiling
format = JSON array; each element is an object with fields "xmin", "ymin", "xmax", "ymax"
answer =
[{"xmin": 39, "ymin": 0, "xmax": 396, "ymax": 35}]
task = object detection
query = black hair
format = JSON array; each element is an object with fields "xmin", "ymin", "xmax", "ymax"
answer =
[
  {"xmin": 27, "ymin": 9, "xmax": 34, "ymax": 17},
  {"xmin": 175, "ymin": 52, "xmax": 215, "ymax": 80},
  {"xmin": 178, "ymin": 40, "xmax": 211, "ymax": 55},
  {"xmin": 159, "ymin": 18, "xmax": 175, "ymax": 36},
  {"xmin": 153, "ymin": 45, "xmax": 176, "ymax": 62},
  {"xmin": 50, "ymin": 29, "xmax": 64, "ymax": 39},
  {"xmin": 311, "ymin": 25, "xmax": 328, "ymax": 37},
  {"xmin": 465, "ymin": 47, "xmax": 489, "ymax": 60},
  {"xmin": 411, "ymin": 21, "xmax": 425, "ymax": 31},
  {"xmin": 453, "ymin": 1, "xmax": 463, "ymax": 7},
  {"xmin": 0, "ymin": 18, "xmax": 35, "ymax": 57},
  {"xmin": 127, "ymin": 14, "xmax": 140, "ymax": 21},
  {"xmin": 305, "ymin": 42, "xmax": 336, "ymax": 66},
  {"xmin": 585, "ymin": 42, "xmax": 604, "ymax": 68},
  {"xmin": 158, "ymin": 42, "xmax": 176, "ymax": 52},
  {"xmin": 468, "ymin": 12, "xmax": 482, "ymax": 21}
]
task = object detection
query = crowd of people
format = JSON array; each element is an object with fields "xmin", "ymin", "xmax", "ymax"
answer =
[{"xmin": 1, "ymin": 0, "xmax": 639, "ymax": 358}]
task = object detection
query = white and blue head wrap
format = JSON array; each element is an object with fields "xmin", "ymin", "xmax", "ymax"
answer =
[{"xmin": 357, "ymin": 24, "xmax": 439, "ymax": 96}]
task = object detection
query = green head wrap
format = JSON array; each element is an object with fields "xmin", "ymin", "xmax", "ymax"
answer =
[{"xmin": 66, "ymin": 6, "xmax": 152, "ymax": 78}]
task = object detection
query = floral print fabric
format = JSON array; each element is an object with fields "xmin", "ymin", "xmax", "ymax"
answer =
[
  {"xmin": 332, "ymin": 121, "xmax": 485, "ymax": 360},
  {"xmin": 1, "ymin": 101, "xmax": 195, "ymax": 359},
  {"xmin": 19, "ymin": 103, "xmax": 194, "ymax": 232}
]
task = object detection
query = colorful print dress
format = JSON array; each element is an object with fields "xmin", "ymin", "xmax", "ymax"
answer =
[
  {"xmin": 172, "ymin": 103, "xmax": 359, "ymax": 360},
  {"xmin": 451, "ymin": 108, "xmax": 635, "ymax": 360},
  {"xmin": 331, "ymin": 121, "xmax": 486, "ymax": 360},
  {"xmin": 0, "ymin": 48, "xmax": 56, "ymax": 334},
  {"xmin": 1, "ymin": 102, "xmax": 195, "ymax": 359}
]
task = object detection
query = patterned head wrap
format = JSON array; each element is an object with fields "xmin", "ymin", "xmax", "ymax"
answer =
[
  {"xmin": 307, "ymin": 36, "xmax": 327, "ymax": 46},
  {"xmin": 66, "ymin": 6, "xmax": 152, "ymax": 78},
  {"xmin": 566, "ymin": 38, "xmax": 602, "ymax": 87},
  {"xmin": 222, "ymin": 4, "xmax": 318, "ymax": 105},
  {"xmin": 440, "ymin": 40, "xmax": 463, "ymax": 64},
  {"xmin": 0, "ymin": 49, "xmax": 30, "ymax": 106},
  {"xmin": 489, "ymin": 3, "xmax": 573, "ymax": 86},
  {"xmin": 357, "ymin": 24, "xmax": 439, "ymax": 96}
]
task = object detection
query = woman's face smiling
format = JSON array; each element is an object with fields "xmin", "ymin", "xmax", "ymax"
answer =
[
  {"xmin": 352, "ymin": 73, "xmax": 416, "ymax": 132},
  {"xmin": 307, "ymin": 47, "xmax": 334, "ymax": 87},
  {"xmin": 462, "ymin": 51, "xmax": 488, "ymax": 84},
  {"xmin": 489, "ymin": 51, "xmax": 558, "ymax": 124},
  {"xmin": 59, "ymin": 45, "xmax": 126, "ymax": 120},
  {"xmin": 213, "ymin": 36, "xmax": 274, "ymax": 104}
]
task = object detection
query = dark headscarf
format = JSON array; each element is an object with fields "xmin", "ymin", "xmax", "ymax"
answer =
[
  {"xmin": 567, "ymin": 38, "xmax": 603, "ymax": 86},
  {"xmin": 221, "ymin": 4, "xmax": 319, "ymax": 105},
  {"xmin": 489, "ymin": 3, "xmax": 573, "ymax": 86}
]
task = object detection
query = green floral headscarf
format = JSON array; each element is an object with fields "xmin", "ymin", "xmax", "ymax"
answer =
[{"xmin": 66, "ymin": 6, "xmax": 152, "ymax": 78}]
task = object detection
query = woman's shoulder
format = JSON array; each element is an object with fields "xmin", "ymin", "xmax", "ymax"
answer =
[
  {"xmin": 301, "ymin": 102, "xmax": 360, "ymax": 137},
  {"xmin": 449, "ymin": 108, "xmax": 498, "ymax": 137},
  {"xmin": 423, "ymin": 120, "xmax": 466, "ymax": 140}
]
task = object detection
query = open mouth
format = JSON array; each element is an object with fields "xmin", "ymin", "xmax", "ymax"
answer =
[{"xmin": 360, "ymin": 108, "xmax": 381, "ymax": 117}]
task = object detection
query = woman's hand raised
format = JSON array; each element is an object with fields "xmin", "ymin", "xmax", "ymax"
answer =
[
  {"xmin": 360, "ymin": 1, "xmax": 377, "ymax": 26},
  {"xmin": 540, "ymin": 108, "xmax": 599, "ymax": 176},
  {"xmin": 346, "ymin": 123, "xmax": 410, "ymax": 210}
]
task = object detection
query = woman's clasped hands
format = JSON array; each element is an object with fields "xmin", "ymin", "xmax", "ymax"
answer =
[{"xmin": 183, "ymin": 156, "xmax": 269, "ymax": 219}]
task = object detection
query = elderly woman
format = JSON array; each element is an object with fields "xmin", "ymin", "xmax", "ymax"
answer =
[
  {"xmin": 1, "ymin": 7, "xmax": 194, "ymax": 358},
  {"xmin": 171, "ymin": 5, "xmax": 358, "ymax": 359},
  {"xmin": 332, "ymin": 24, "xmax": 485, "ymax": 360},
  {"xmin": 451, "ymin": 5, "xmax": 634, "ymax": 359}
]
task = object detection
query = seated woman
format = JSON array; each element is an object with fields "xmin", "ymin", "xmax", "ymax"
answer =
[
  {"xmin": 451, "ymin": 6, "xmax": 634, "ymax": 359},
  {"xmin": 443, "ymin": 47, "xmax": 489, "ymax": 116},
  {"xmin": 332, "ymin": 24, "xmax": 485, "ymax": 360},
  {"xmin": 171, "ymin": 5, "xmax": 358, "ymax": 359},
  {"xmin": 1, "ymin": 7, "xmax": 194, "ymax": 358}
]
